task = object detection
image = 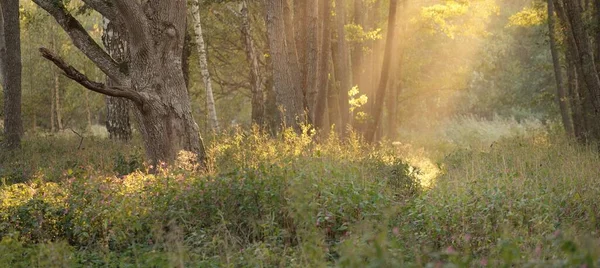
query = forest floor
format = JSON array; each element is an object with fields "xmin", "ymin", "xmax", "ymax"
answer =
[{"xmin": 1, "ymin": 117, "xmax": 599, "ymax": 267}]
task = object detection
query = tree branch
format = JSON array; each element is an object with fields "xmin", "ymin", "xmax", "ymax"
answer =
[
  {"xmin": 40, "ymin": 48, "xmax": 144, "ymax": 105},
  {"xmin": 32, "ymin": 0, "xmax": 129, "ymax": 84},
  {"xmin": 80, "ymin": 0, "xmax": 118, "ymax": 23}
]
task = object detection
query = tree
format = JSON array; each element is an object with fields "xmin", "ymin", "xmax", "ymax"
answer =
[
  {"xmin": 547, "ymin": 0, "xmax": 573, "ymax": 136},
  {"xmin": 0, "ymin": 0, "xmax": 23, "ymax": 149},
  {"xmin": 333, "ymin": 0, "xmax": 352, "ymax": 132},
  {"xmin": 32, "ymin": 0, "xmax": 206, "ymax": 167},
  {"xmin": 314, "ymin": 0, "xmax": 332, "ymax": 130},
  {"xmin": 240, "ymin": 0, "xmax": 265, "ymax": 126},
  {"xmin": 365, "ymin": 0, "xmax": 398, "ymax": 143},
  {"xmin": 102, "ymin": 18, "xmax": 132, "ymax": 141},
  {"xmin": 304, "ymin": 0, "xmax": 319, "ymax": 123},
  {"xmin": 265, "ymin": 0, "xmax": 305, "ymax": 130},
  {"xmin": 192, "ymin": 0, "xmax": 219, "ymax": 132}
]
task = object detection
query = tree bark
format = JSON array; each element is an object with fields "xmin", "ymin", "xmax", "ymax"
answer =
[
  {"xmin": 265, "ymin": 0, "xmax": 305, "ymax": 130},
  {"xmin": 327, "ymin": 47, "xmax": 341, "ymax": 132},
  {"xmin": 548, "ymin": 0, "xmax": 574, "ymax": 136},
  {"xmin": 365, "ymin": 0, "xmax": 398, "ymax": 143},
  {"xmin": 192, "ymin": 0, "xmax": 220, "ymax": 132},
  {"xmin": 102, "ymin": 18, "xmax": 132, "ymax": 141},
  {"xmin": 334, "ymin": 0, "xmax": 352, "ymax": 132},
  {"xmin": 241, "ymin": 0, "xmax": 265, "ymax": 126},
  {"xmin": 314, "ymin": 0, "xmax": 332, "ymax": 130},
  {"xmin": 304, "ymin": 0, "xmax": 320, "ymax": 123},
  {"xmin": 54, "ymin": 73, "xmax": 63, "ymax": 131},
  {"xmin": 35, "ymin": 0, "xmax": 207, "ymax": 167},
  {"xmin": 1, "ymin": 0, "xmax": 23, "ymax": 149}
]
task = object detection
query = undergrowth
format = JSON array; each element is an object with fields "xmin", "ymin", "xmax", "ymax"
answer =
[{"xmin": 0, "ymin": 125, "xmax": 599, "ymax": 267}]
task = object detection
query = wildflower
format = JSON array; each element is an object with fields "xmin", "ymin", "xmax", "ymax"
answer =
[
  {"xmin": 479, "ymin": 258, "xmax": 488, "ymax": 266},
  {"xmin": 464, "ymin": 233, "xmax": 472, "ymax": 242},
  {"xmin": 392, "ymin": 227, "xmax": 400, "ymax": 236},
  {"xmin": 446, "ymin": 246, "xmax": 456, "ymax": 254}
]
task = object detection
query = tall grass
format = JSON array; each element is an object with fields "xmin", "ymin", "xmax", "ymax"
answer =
[{"xmin": 0, "ymin": 118, "xmax": 599, "ymax": 267}]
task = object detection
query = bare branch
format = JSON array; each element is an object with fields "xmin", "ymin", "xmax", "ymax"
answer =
[
  {"xmin": 40, "ymin": 47, "xmax": 144, "ymax": 105},
  {"xmin": 32, "ymin": 0, "xmax": 128, "ymax": 84}
]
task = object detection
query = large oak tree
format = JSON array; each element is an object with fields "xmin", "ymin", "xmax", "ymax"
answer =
[{"xmin": 32, "ymin": 0, "xmax": 206, "ymax": 166}]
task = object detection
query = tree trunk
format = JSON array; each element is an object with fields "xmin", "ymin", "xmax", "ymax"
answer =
[
  {"xmin": 54, "ymin": 73, "xmax": 63, "ymax": 131},
  {"xmin": 548, "ymin": 0, "xmax": 574, "ymax": 136},
  {"xmin": 334, "ymin": 0, "xmax": 352, "ymax": 132},
  {"xmin": 192, "ymin": 0, "xmax": 220, "ymax": 132},
  {"xmin": 102, "ymin": 18, "xmax": 132, "ymax": 141},
  {"xmin": 305, "ymin": 0, "xmax": 320, "ymax": 123},
  {"xmin": 241, "ymin": 0, "xmax": 265, "ymax": 126},
  {"xmin": 327, "ymin": 47, "xmax": 341, "ymax": 132},
  {"xmin": 557, "ymin": 0, "xmax": 600, "ymax": 141},
  {"xmin": 1, "ymin": 0, "xmax": 23, "ymax": 149},
  {"xmin": 265, "ymin": 0, "xmax": 305, "ymax": 130},
  {"xmin": 34, "ymin": 0, "xmax": 207, "ymax": 167},
  {"xmin": 314, "ymin": 0, "xmax": 332, "ymax": 130},
  {"xmin": 365, "ymin": 0, "xmax": 398, "ymax": 143},
  {"xmin": 294, "ymin": 0, "xmax": 307, "ymax": 89}
]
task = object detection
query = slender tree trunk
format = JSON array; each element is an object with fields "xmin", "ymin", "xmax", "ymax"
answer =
[
  {"xmin": 567, "ymin": 47, "xmax": 587, "ymax": 141},
  {"xmin": 548, "ymin": 0, "xmax": 574, "ymax": 136},
  {"xmin": 241, "ymin": 0, "xmax": 265, "ymax": 126},
  {"xmin": 334, "ymin": 0, "xmax": 352, "ymax": 132},
  {"xmin": 327, "ymin": 47, "xmax": 341, "ymax": 131},
  {"xmin": 265, "ymin": 0, "xmax": 305, "ymax": 130},
  {"xmin": 305, "ymin": 0, "xmax": 320, "ymax": 122},
  {"xmin": 1, "ymin": 0, "xmax": 23, "ymax": 149},
  {"xmin": 192, "ymin": 0, "xmax": 220, "ymax": 132},
  {"xmin": 366, "ymin": 0, "xmax": 398, "ymax": 143},
  {"xmin": 102, "ymin": 18, "xmax": 132, "ymax": 141},
  {"xmin": 85, "ymin": 90, "xmax": 92, "ymax": 130},
  {"xmin": 50, "ymin": 69, "xmax": 56, "ymax": 132},
  {"xmin": 54, "ymin": 73, "xmax": 63, "ymax": 131},
  {"xmin": 314, "ymin": 0, "xmax": 332, "ymax": 130}
]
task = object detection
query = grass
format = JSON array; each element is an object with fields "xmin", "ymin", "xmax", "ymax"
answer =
[{"xmin": 0, "ymin": 119, "xmax": 599, "ymax": 267}]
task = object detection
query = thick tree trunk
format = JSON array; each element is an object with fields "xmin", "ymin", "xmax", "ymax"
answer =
[
  {"xmin": 265, "ymin": 0, "xmax": 305, "ymax": 130},
  {"xmin": 241, "ymin": 0, "xmax": 265, "ymax": 126},
  {"xmin": 304, "ymin": 0, "xmax": 320, "ymax": 123},
  {"xmin": 314, "ymin": 0, "xmax": 332, "ymax": 130},
  {"xmin": 102, "ymin": 18, "xmax": 132, "ymax": 141},
  {"xmin": 557, "ymin": 0, "xmax": 600, "ymax": 141},
  {"xmin": 365, "ymin": 0, "xmax": 398, "ymax": 143},
  {"xmin": 192, "ymin": 0, "xmax": 220, "ymax": 132},
  {"xmin": 1, "ymin": 0, "xmax": 23, "ymax": 149},
  {"xmin": 548, "ymin": 0, "xmax": 574, "ymax": 136},
  {"xmin": 34, "ymin": 0, "xmax": 207, "ymax": 167},
  {"xmin": 334, "ymin": 0, "xmax": 352, "ymax": 132}
]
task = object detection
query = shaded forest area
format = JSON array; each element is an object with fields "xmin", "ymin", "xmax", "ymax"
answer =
[{"xmin": 1, "ymin": 0, "xmax": 600, "ymax": 266}]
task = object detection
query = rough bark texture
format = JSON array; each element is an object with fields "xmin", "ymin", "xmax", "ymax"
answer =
[
  {"xmin": 241, "ymin": 0, "xmax": 265, "ymax": 126},
  {"xmin": 1, "ymin": 0, "xmax": 23, "ymax": 149},
  {"xmin": 34, "ymin": 0, "xmax": 207, "ymax": 167},
  {"xmin": 548, "ymin": 0, "xmax": 573, "ymax": 136},
  {"xmin": 305, "ymin": 0, "xmax": 320, "ymax": 122},
  {"xmin": 193, "ymin": 0, "xmax": 220, "ymax": 132},
  {"xmin": 556, "ymin": 0, "xmax": 600, "ymax": 141},
  {"xmin": 314, "ymin": 0, "xmax": 332, "ymax": 130},
  {"xmin": 334, "ymin": 0, "xmax": 352, "ymax": 132},
  {"xmin": 283, "ymin": 0, "xmax": 305, "ymax": 121},
  {"xmin": 265, "ymin": 0, "xmax": 305, "ymax": 130},
  {"xmin": 102, "ymin": 18, "xmax": 132, "ymax": 141},
  {"xmin": 366, "ymin": 0, "xmax": 398, "ymax": 143}
]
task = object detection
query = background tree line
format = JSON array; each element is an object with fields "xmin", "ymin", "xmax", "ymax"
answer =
[{"xmin": 0, "ymin": 0, "xmax": 586, "ymax": 162}]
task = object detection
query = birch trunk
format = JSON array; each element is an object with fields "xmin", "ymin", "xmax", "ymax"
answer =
[
  {"xmin": 192, "ymin": 0, "xmax": 219, "ymax": 132},
  {"xmin": 102, "ymin": 18, "xmax": 132, "ymax": 141}
]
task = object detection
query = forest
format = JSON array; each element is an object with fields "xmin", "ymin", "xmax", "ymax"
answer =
[{"xmin": 1, "ymin": 0, "xmax": 600, "ymax": 266}]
